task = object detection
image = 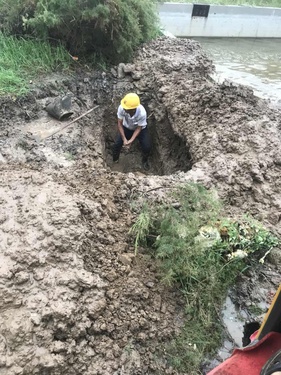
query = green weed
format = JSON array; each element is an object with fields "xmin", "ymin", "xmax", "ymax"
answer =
[
  {"xmin": 130, "ymin": 183, "xmax": 279, "ymax": 373},
  {"xmin": 64, "ymin": 152, "xmax": 75, "ymax": 161},
  {"xmin": 0, "ymin": 70, "xmax": 28, "ymax": 95},
  {"xmin": 129, "ymin": 205, "xmax": 151, "ymax": 255},
  {"xmin": 248, "ymin": 304, "xmax": 265, "ymax": 315}
]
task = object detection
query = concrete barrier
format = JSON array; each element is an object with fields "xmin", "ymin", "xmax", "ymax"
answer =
[{"xmin": 158, "ymin": 3, "xmax": 281, "ymax": 37}]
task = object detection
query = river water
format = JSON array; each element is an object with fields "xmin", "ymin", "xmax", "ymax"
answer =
[{"xmin": 195, "ymin": 38, "xmax": 281, "ymax": 108}]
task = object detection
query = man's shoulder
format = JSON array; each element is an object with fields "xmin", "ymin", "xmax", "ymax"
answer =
[
  {"xmin": 137, "ymin": 104, "xmax": 147, "ymax": 117},
  {"xmin": 117, "ymin": 105, "xmax": 125, "ymax": 116}
]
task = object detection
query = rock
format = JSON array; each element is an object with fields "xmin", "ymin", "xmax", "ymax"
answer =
[
  {"xmin": 30, "ymin": 313, "xmax": 41, "ymax": 326},
  {"xmin": 86, "ymin": 298, "xmax": 107, "ymax": 318},
  {"xmin": 50, "ymin": 341, "xmax": 66, "ymax": 353},
  {"xmin": 111, "ymin": 68, "xmax": 117, "ymax": 78},
  {"xmin": 117, "ymin": 63, "xmax": 125, "ymax": 79},
  {"xmin": 132, "ymin": 72, "xmax": 143, "ymax": 81},
  {"xmin": 75, "ymin": 270, "xmax": 96, "ymax": 288},
  {"xmin": 118, "ymin": 253, "xmax": 135, "ymax": 266},
  {"xmin": 268, "ymin": 248, "xmax": 281, "ymax": 266},
  {"xmin": 14, "ymin": 271, "xmax": 30, "ymax": 284},
  {"xmin": 105, "ymin": 271, "xmax": 118, "ymax": 282}
]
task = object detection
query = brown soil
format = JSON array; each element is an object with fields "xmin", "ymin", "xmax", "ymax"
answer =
[{"xmin": 0, "ymin": 37, "xmax": 281, "ymax": 375}]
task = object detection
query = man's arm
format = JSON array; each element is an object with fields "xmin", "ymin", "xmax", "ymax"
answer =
[
  {"xmin": 126, "ymin": 110, "xmax": 146, "ymax": 146},
  {"xmin": 126, "ymin": 126, "xmax": 142, "ymax": 145},
  {"xmin": 117, "ymin": 118, "xmax": 128, "ymax": 144},
  {"xmin": 117, "ymin": 105, "xmax": 129, "ymax": 145}
]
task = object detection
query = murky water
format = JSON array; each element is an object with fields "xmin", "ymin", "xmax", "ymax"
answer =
[
  {"xmin": 221, "ymin": 296, "xmax": 247, "ymax": 348},
  {"xmin": 195, "ymin": 38, "xmax": 281, "ymax": 107}
]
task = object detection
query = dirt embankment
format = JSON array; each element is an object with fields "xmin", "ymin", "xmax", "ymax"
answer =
[{"xmin": 0, "ymin": 37, "xmax": 281, "ymax": 375}]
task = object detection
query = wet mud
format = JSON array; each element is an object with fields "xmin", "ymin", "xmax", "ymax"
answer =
[{"xmin": 0, "ymin": 37, "xmax": 281, "ymax": 374}]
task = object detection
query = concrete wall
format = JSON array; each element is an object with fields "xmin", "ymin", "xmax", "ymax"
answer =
[{"xmin": 158, "ymin": 3, "xmax": 281, "ymax": 37}]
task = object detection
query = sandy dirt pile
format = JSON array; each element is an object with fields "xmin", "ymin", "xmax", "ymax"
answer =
[{"xmin": 0, "ymin": 37, "xmax": 281, "ymax": 375}]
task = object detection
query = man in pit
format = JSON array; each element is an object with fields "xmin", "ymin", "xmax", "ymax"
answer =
[{"xmin": 112, "ymin": 93, "xmax": 151, "ymax": 170}]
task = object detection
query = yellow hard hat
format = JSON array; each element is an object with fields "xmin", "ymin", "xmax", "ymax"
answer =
[{"xmin": 121, "ymin": 93, "xmax": 140, "ymax": 110}]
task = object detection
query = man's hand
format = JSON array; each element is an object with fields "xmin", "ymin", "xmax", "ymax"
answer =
[
  {"xmin": 122, "ymin": 126, "xmax": 142, "ymax": 150},
  {"xmin": 123, "ymin": 139, "xmax": 132, "ymax": 150},
  {"xmin": 123, "ymin": 138, "xmax": 131, "ymax": 150}
]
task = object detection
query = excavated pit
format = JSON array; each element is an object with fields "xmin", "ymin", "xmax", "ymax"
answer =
[{"xmin": 104, "ymin": 107, "xmax": 192, "ymax": 175}]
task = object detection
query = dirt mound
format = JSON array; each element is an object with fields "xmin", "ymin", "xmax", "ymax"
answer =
[
  {"xmin": 0, "ymin": 165, "xmax": 185, "ymax": 375},
  {"xmin": 0, "ymin": 37, "xmax": 281, "ymax": 374},
  {"xmin": 115, "ymin": 37, "xmax": 281, "ymax": 236}
]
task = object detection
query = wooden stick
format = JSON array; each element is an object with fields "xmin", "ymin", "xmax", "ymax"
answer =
[{"xmin": 42, "ymin": 105, "xmax": 99, "ymax": 140}]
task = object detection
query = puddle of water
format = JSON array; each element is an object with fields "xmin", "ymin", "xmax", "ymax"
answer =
[
  {"xmin": 222, "ymin": 296, "xmax": 245, "ymax": 347},
  {"xmin": 194, "ymin": 38, "xmax": 281, "ymax": 107},
  {"xmin": 22, "ymin": 116, "xmax": 75, "ymax": 167},
  {"xmin": 24, "ymin": 116, "xmax": 63, "ymax": 140},
  {"xmin": 202, "ymin": 296, "xmax": 246, "ymax": 372}
]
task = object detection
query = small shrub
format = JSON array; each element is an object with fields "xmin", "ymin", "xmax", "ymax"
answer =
[{"xmin": 130, "ymin": 183, "xmax": 279, "ymax": 373}]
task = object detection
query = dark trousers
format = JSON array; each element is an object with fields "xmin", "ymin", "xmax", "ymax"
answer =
[{"xmin": 112, "ymin": 126, "xmax": 151, "ymax": 162}]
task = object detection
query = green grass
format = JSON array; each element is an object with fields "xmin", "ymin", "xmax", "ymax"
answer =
[
  {"xmin": 130, "ymin": 183, "xmax": 279, "ymax": 374},
  {"xmin": 167, "ymin": 0, "xmax": 281, "ymax": 7},
  {"xmin": 0, "ymin": 32, "xmax": 71, "ymax": 95},
  {"xmin": 0, "ymin": 70, "xmax": 28, "ymax": 95}
]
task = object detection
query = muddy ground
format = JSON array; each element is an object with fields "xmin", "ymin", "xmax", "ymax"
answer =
[{"xmin": 0, "ymin": 37, "xmax": 281, "ymax": 375}]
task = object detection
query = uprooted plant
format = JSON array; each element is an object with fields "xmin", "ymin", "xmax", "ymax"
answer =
[{"xmin": 129, "ymin": 183, "xmax": 279, "ymax": 374}]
